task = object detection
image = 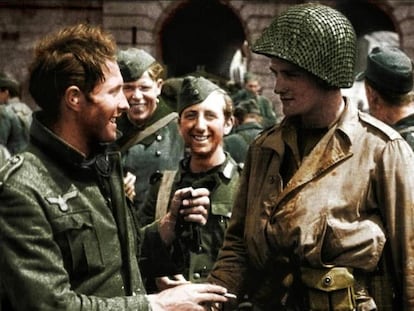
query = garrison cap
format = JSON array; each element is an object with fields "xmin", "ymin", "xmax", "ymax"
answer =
[
  {"xmin": 236, "ymin": 99, "xmax": 260, "ymax": 115},
  {"xmin": 357, "ymin": 46, "xmax": 413, "ymax": 94},
  {"xmin": 117, "ymin": 48, "xmax": 156, "ymax": 82},
  {"xmin": 178, "ymin": 76, "xmax": 222, "ymax": 113},
  {"xmin": 252, "ymin": 3, "xmax": 356, "ymax": 88}
]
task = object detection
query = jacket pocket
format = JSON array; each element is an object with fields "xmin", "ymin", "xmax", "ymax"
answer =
[{"xmin": 50, "ymin": 211, "xmax": 105, "ymax": 276}]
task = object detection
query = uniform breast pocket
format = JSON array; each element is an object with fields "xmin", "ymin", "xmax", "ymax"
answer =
[{"xmin": 50, "ymin": 211, "xmax": 105, "ymax": 277}]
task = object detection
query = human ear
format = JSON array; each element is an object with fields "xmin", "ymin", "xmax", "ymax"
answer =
[
  {"xmin": 63, "ymin": 86, "xmax": 82, "ymax": 112},
  {"xmin": 223, "ymin": 116, "xmax": 234, "ymax": 136}
]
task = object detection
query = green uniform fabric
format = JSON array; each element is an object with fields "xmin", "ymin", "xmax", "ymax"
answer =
[
  {"xmin": 0, "ymin": 104, "xmax": 28, "ymax": 154},
  {"xmin": 0, "ymin": 112, "xmax": 173, "ymax": 310},
  {"xmin": 209, "ymin": 100, "xmax": 414, "ymax": 310},
  {"xmin": 231, "ymin": 89, "xmax": 276, "ymax": 129},
  {"xmin": 140, "ymin": 153, "xmax": 241, "ymax": 283},
  {"xmin": 224, "ymin": 121, "xmax": 263, "ymax": 164},
  {"xmin": 392, "ymin": 113, "xmax": 414, "ymax": 151},
  {"xmin": 112, "ymin": 98, "xmax": 184, "ymax": 214}
]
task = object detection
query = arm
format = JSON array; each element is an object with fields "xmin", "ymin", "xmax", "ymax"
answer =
[
  {"xmin": 376, "ymin": 139, "xmax": 414, "ymax": 310},
  {"xmin": 0, "ymin": 183, "xmax": 150, "ymax": 311},
  {"xmin": 208, "ymin": 151, "xmax": 251, "ymax": 295}
]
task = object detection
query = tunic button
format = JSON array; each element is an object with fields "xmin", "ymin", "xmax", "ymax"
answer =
[
  {"xmin": 323, "ymin": 275, "xmax": 332, "ymax": 286},
  {"xmin": 193, "ymin": 273, "xmax": 201, "ymax": 279},
  {"xmin": 155, "ymin": 150, "xmax": 162, "ymax": 157},
  {"xmin": 156, "ymin": 134, "xmax": 162, "ymax": 141}
]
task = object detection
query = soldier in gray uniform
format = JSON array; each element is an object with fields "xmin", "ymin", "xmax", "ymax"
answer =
[
  {"xmin": 112, "ymin": 48, "xmax": 184, "ymax": 216},
  {"xmin": 0, "ymin": 23, "xmax": 230, "ymax": 311},
  {"xmin": 0, "ymin": 73, "xmax": 30, "ymax": 154},
  {"xmin": 140, "ymin": 76, "xmax": 241, "ymax": 291},
  {"xmin": 357, "ymin": 46, "xmax": 414, "ymax": 151},
  {"xmin": 209, "ymin": 4, "xmax": 414, "ymax": 311},
  {"xmin": 224, "ymin": 98, "xmax": 263, "ymax": 164}
]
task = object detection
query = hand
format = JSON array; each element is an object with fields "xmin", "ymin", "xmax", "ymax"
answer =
[
  {"xmin": 159, "ymin": 187, "xmax": 210, "ymax": 245},
  {"xmin": 123, "ymin": 171, "xmax": 136, "ymax": 201},
  {"xmin": 147, "ymin": 283, "xmax": 229, "ymax": 311},
  {"xmin": 155, "ymin": 274, "xmax": 190, "ymax": 291}
]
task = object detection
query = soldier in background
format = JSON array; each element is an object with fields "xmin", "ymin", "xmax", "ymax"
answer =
[
  {"xmin": 224, "ymin": 98, "xmax": 263, "ymax": 164},
  {"xmin": 357, "ymin": 46, "xmax": 414, "ymax": 150},
  {"xmin": 0, "ymin": 73, "xmax": 30, "ymax": 154},
  {"xmin": 231, "ymin": 71, "xmax": 277, "ymax": 128},
  {"xmin": 112, "ymin": 48, "xmax": 185, "ymax": 215},
  {"xmin": 140, "ymin": 76, "xmax": 241, "ymax": 292}
]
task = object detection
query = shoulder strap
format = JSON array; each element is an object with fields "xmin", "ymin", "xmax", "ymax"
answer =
[
  {"xmin": 0, "ymin": 154, "xmax": 24, "ymax": 191},
  {"xmin": 155, "ymin": 169, "xmax": 178, "ymax": 220},
  {"xmin": 120, "ymin": 112, "xmax": 178, "ymax": 153}
]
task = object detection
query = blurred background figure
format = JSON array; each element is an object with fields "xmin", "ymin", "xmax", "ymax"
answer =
[
  {"xmin": 224, "ymin": 98, "xmax": 263, "ymax": 164},
  {"xmin": 0, "ymin": 72, "xmax": 30, "ymax": 154},
  {"xmin": 231, "ymin": 72, "xmax": 277, "ymax": 128},
  {"xmin": 357, "ymin": 45, "xmax": 414, "ymax": 150}
]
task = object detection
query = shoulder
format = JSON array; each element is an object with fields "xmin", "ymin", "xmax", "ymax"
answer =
[
  {"xmin": 358, "ymin": 110, "xmax": 402, "ymax": 140},
  {"xmin": 0, "ymin": 154, "xmax": 25, "ymax": 190}
]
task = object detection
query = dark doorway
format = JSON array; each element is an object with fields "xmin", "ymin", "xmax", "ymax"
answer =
[
  {"xmin": 160, "ymin": 0, "xmax": 245, "ymax": 80},
  {"xmin": 335, "ymin": 0, "xmax": 396, "ymax": 36}
]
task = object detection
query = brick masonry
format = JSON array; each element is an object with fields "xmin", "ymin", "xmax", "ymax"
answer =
[{"xmin": 1, "ymin": 0, "xmax": 413, "ymax": 116}]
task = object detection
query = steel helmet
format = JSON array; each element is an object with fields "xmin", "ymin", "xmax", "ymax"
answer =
[{"xmin": 252, "ymin": 3, "xmax": 356, "ymax": 88}]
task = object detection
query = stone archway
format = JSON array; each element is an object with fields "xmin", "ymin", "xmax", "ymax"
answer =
[{"xmin": 158, "ymin": 0, "xmax": 245, "ymax": 81}]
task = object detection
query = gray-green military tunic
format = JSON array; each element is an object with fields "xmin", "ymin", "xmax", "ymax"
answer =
[
  {"xmin": 113, "ymin": 98, "xmax": 184, "ymax": 214},
  {"xmin": 140, "ymin": 153, "xmax": 241, "ymax": 283},
  {"xmin": 0, "ymin": 112, "xmax": 173, "ymax": 310},
  {"xmin": 393, "ymin": 112, "xmax": 414, "ymax": 151}
]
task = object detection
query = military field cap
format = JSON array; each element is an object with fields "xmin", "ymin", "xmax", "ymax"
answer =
[
  {"xmin": 236, "ymin": 99, "xmax": 260, "ymax": 115},
  {"xmin": 0, "ymin": 72, "xmax": 19, "ymax": 91},
  {"xmin": 178, "ymin": 76, "xmax": 222, "ymax": 113},
  {"xmin": 117, "ymin": 48, "xmax": 156, "ymax": 82},
  {"xmin": 356, "ymin": 46, "xmax": 413, "ymax": 94},
  {"xmin": 252, "ymin": 3, "xmax": 356, "ymax": 88},
  {"xmin": 244, "ymin": 72, "xmax": 259, "ymax": 83}
]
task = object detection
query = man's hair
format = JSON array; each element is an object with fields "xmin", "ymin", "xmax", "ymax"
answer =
[
  {"xmin": 223, "ymin": 92, "xmax": 234, "ymax": 121},
  {"xmin": 29, "ymin": 23, "xmax": 117, "ymax": 124},
  {"xmin": 147, "ymin": 62, "xmax": 165, "ymax": 81},
  {"xmin": 366, "ymin": 78, "xmax": 414, "ymax": 107}
]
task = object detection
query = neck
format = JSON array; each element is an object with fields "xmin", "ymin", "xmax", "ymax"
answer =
[
  {"xmin": 301, "ymin": 91, "xmax": 344, "ymax": 128},
  {"xmin": 190, "ymin": 147, "xmax": 226, "ymax": 173},
  {"xmin": 50, "ymin": 118, "xmax": 89, "ymax": 157},
  {"xmin": 384, "ymin": 102, "xmax": 414, "ymax": 125}
]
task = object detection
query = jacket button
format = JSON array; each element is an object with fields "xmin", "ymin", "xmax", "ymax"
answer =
[
  {"xmin": 193, "ymin": 273, "xmax": 201, "ymax": 279},
  {"xmin": 323, "ymin": 276, "xmax": 332, "ymax": 286},
  {"xmin": 155, "ymin": 150, "xmax": 162, "ymax": 157},
  {"xmin": 156, "ymin": 134, "xmax": 162, "ymax": 141}
]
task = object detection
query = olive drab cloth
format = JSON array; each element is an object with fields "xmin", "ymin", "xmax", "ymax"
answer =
[
  {"xmin": 0, "ymin": 112, "xmax": 174, "ymax": 310},
  {"xmin": 140, "ymin": 153, "xmax": 241, "ymax": 283},
  {"xmin": 208, "ymin": 100, "xmax": 414, "ymax": 310}
]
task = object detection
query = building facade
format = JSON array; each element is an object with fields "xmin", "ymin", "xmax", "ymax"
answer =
[{"xmin": 1, "ymin": 0, "xmax": 413, "ymax": 116}]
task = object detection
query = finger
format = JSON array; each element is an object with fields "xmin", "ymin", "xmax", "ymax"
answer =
[{"xmin": 190, "ymin": 187, "xmax": 210, "ymax": 198}]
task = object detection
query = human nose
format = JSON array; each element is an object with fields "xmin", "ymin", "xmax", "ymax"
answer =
[
  {"xmin": 119, "ymin": 91, "xmax": 129, "ymax": 112},
  {"xmin": 274, "ymin": 77, "xmax": 286, "ymax": 95},
  {"xmin": 195, "ymin": 115, "xmax": 207, "ymax": 130},
  {"xmin": 131, "ymin": 88, "xmax": 143, "ymax": 100}
]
